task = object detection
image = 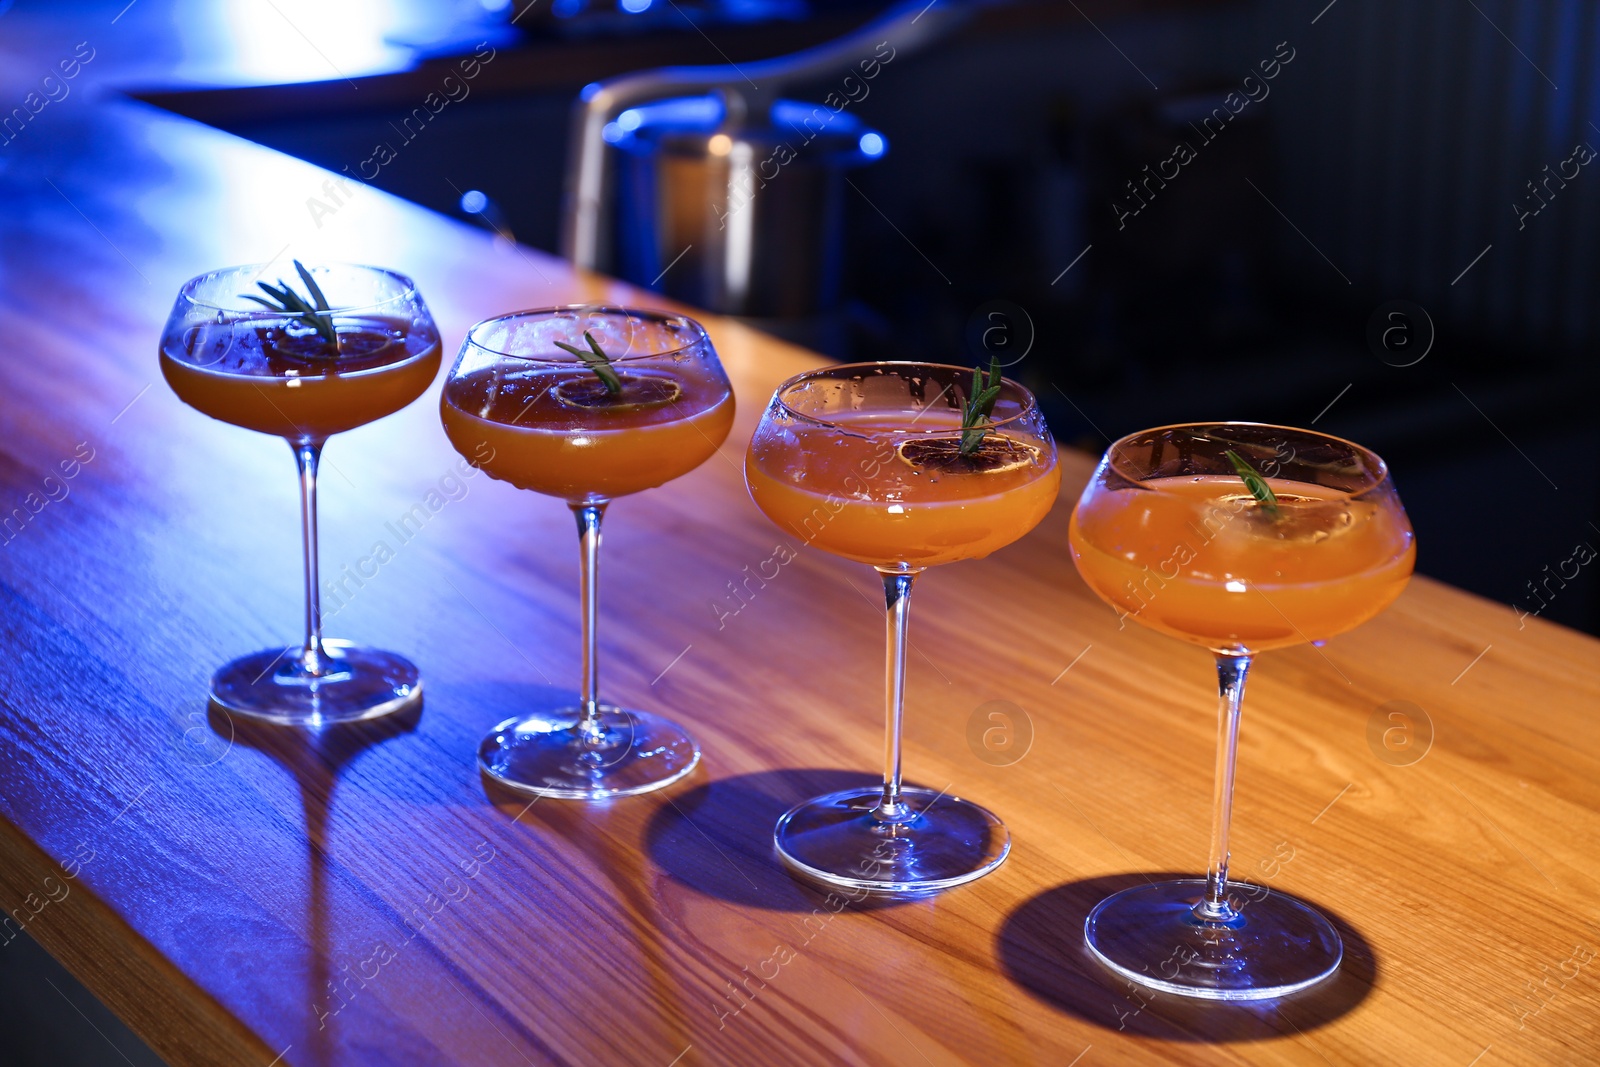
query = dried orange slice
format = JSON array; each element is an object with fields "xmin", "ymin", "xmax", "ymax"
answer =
[
  {"xmin": 553, "ymin": 373, "xmax": 683, "ymax": 410},
  {"xmin": 896, "ymin": 436, "xmax": 1038, "ymax": 473},
  {"xmin": 265, "ymin": 322, "xmax": 402, "ymax": 362}
]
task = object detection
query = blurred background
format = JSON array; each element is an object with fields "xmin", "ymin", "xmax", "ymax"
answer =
[{"xmin": 17, "ymin": 0, "xmax": 1600, "ymax": 642}]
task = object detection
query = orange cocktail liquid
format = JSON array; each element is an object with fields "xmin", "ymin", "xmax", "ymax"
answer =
[
  {"xmin": 745, "ymin": 410, "xmax": 1061, "ymax": 568},
  {"xmin": 439, "ymin": 365, "xmax": 734, "ymax": 500},
  {"xmin": 1069, "ymin": 475, "xmax": 1415, "ymax": 652},
  {"xmin": 160, "ymin": 314, "xmax": 441, "ymax": 439}
]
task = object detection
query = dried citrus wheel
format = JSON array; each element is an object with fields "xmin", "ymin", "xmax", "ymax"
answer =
[
  {"xmin": 553, "ymin": 373, "xmax": 684, "ymax": 410},
  {"xmin": 896, "ymin": 435, "xmax": 1039, "ymax": 473},
  {"xmin": 1233, "ymin": 492, "xmax": 1359, "ymax": 543},
  {"xmin": 265, "ymin": 322, "xmax": 403, "ymax": 362}
]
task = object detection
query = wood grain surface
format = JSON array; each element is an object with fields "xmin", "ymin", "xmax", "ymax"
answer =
[{"xmin": 2, "ymin": 14, "xmax": 1599, "ymax": 1067}]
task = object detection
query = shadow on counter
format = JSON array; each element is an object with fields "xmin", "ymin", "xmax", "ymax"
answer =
[
  {"xmin": 998, "ymin": 871, "xmax": 1375, "ymax": 1040},
  {"xmin": 645, "ymin": 768, "xmax": 938, "ymax": 913}
]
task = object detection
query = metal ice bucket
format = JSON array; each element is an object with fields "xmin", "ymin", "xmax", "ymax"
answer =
[
  {"xmin": 608, "ymin": 95, "xmax": 881, "ymax": 317},
  {"xmin": 560, "ymin": 0, "xmax": 968, "ymax": 331}
]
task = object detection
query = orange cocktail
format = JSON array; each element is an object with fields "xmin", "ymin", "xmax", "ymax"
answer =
[
  {"xmin": 443, "ymin": 307, "xmax": 733, "ymax": 801},
  {"xmin": 440, "ymin": 363, "xmax": 732, "ymax": 500},
  {"xmin": 1069, "ymin": 422, "xmax": 1414, "ymax": 1002},
  {"xmin": 746, "ymin": 408, "xmax": 1060, "ymax": 567},
  {"xmin": 158, "ymin": 262, "xmax": 441, "ymax": 726},
  {"xmin": 1070, "ymin": 474, "xmax": 1414, "ymax": 652},
  {"xmin": 745, "ymin": 362, "xmax": 1060, "ymax": 896}
]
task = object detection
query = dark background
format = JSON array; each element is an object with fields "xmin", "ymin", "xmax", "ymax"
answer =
[{"xmin": 136, "ymin": 0, "xmax": 1599, "ymax": 634}]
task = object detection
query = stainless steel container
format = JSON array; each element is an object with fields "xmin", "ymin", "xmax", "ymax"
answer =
[
  {"xmin": 560, "ymin": 0, "xmax": 970, "ymax": 347},
  {"xmin": 610, "ymin": 95, "xmax": 883, "ymax": 318}
]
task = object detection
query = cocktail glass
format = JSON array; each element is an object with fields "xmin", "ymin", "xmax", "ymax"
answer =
[
  {"xmin": 746, "ymin": 362, "xmax": 1060, "ymax": 893},
  {"xmin": 160, "ymin": 263, "xmax": 442, "ymax": 724},
  {"xmin": 1069, "ymin": 422, "xmax": 1415, "ymax": 999},
  {"xmin": 441, "ymin": 306, "xmax": 734, "ymax": 799}
]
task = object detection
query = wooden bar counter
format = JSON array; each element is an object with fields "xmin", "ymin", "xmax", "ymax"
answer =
[{"xmin": 2, "ymin": 21, "xmax": 1598, "ymax": 1067}]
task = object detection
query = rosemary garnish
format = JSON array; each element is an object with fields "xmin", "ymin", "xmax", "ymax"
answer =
[
  {"xmin": 959, "ymin": 356, "xmax": 1003, "ymax": 456},
  {"xmin": 553, "ymin": 330, "xmax": 622, "ymax": 396},
  {"xmin": 240, "ymin": 260, "xmax": 338, "ymax": 348},
  {"xmin": 1225, "ymin": 449, "xmax": 1280, "ymax": 517}
]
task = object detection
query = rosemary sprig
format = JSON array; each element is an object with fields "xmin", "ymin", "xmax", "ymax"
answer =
[
  {"xmin": 959, "ymin": 356, "xmax": 1003, "ymax": 456},
  {"xmin": 239, "ymin": 260, "xmax": 338, "ymax": 348},
  {"xmin": 553, "ymin": 330, "xmax": 622, "ymax": 395},
  {"xmin": 1225, "ymin": 449, "xmax": 1280, "ymax": 517}
]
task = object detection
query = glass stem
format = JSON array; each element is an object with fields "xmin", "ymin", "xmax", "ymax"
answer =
[
  {"xmin": 1195, "ymin": 652, "xmax": 1251, "ymax": 924},
  {"xmin": 293, "ymin": 438, "xmax": 329, "ymax": 675},
  {"xmin": 572, "ymin": 501, "xmax": 609, "ymax": 744},
  {"xmin": 874, "ymin": 568, "xmax": 920, "ymax": 823}
]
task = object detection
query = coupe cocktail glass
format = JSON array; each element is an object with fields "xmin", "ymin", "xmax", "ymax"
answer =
[
  {"xmin": 160, "ymin": 263, "xmax": 441, "ymax": 724},
  {"xmin": 1069, "ymin": 422, "xmax": 1415, "ymax": 999},
  {"xmin": 746, "ymin": 362, "xmax": 1060, "ymax": 892},
  {"xmin": 441, "ymin": 306, "xmax": 734, "ymax": 799}
]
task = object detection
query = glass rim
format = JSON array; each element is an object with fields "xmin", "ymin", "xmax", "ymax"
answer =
[
  {"xmin": 177, "ymin": 262, "xmax": 420, "ymax": 315},
  {"xmin": 462, "ymin": 305, "xmax": 709, "ymax": 363},
  {"xmin": 769, "ymin": 361, "xmax": 1043, "ymax": 434},
  {"xmin": 1105, "ymin": 420, "xmax": 1392, "ymax": 492}
]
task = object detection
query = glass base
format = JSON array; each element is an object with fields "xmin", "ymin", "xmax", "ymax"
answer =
[
  {"xmin": 478, "ymin": 706, "xmax": 700, "ymax": 800},
  {"xmin": 210, "ymin": 640, "xmax": 421, "ymax": 726},
  {"xmin": 774, "ymin": 786, "xmax": 1009, "ymax": 895},
  {"xmin": 1085, "ymin": 879, "xmax": 1342, "ymax": 1001}
]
